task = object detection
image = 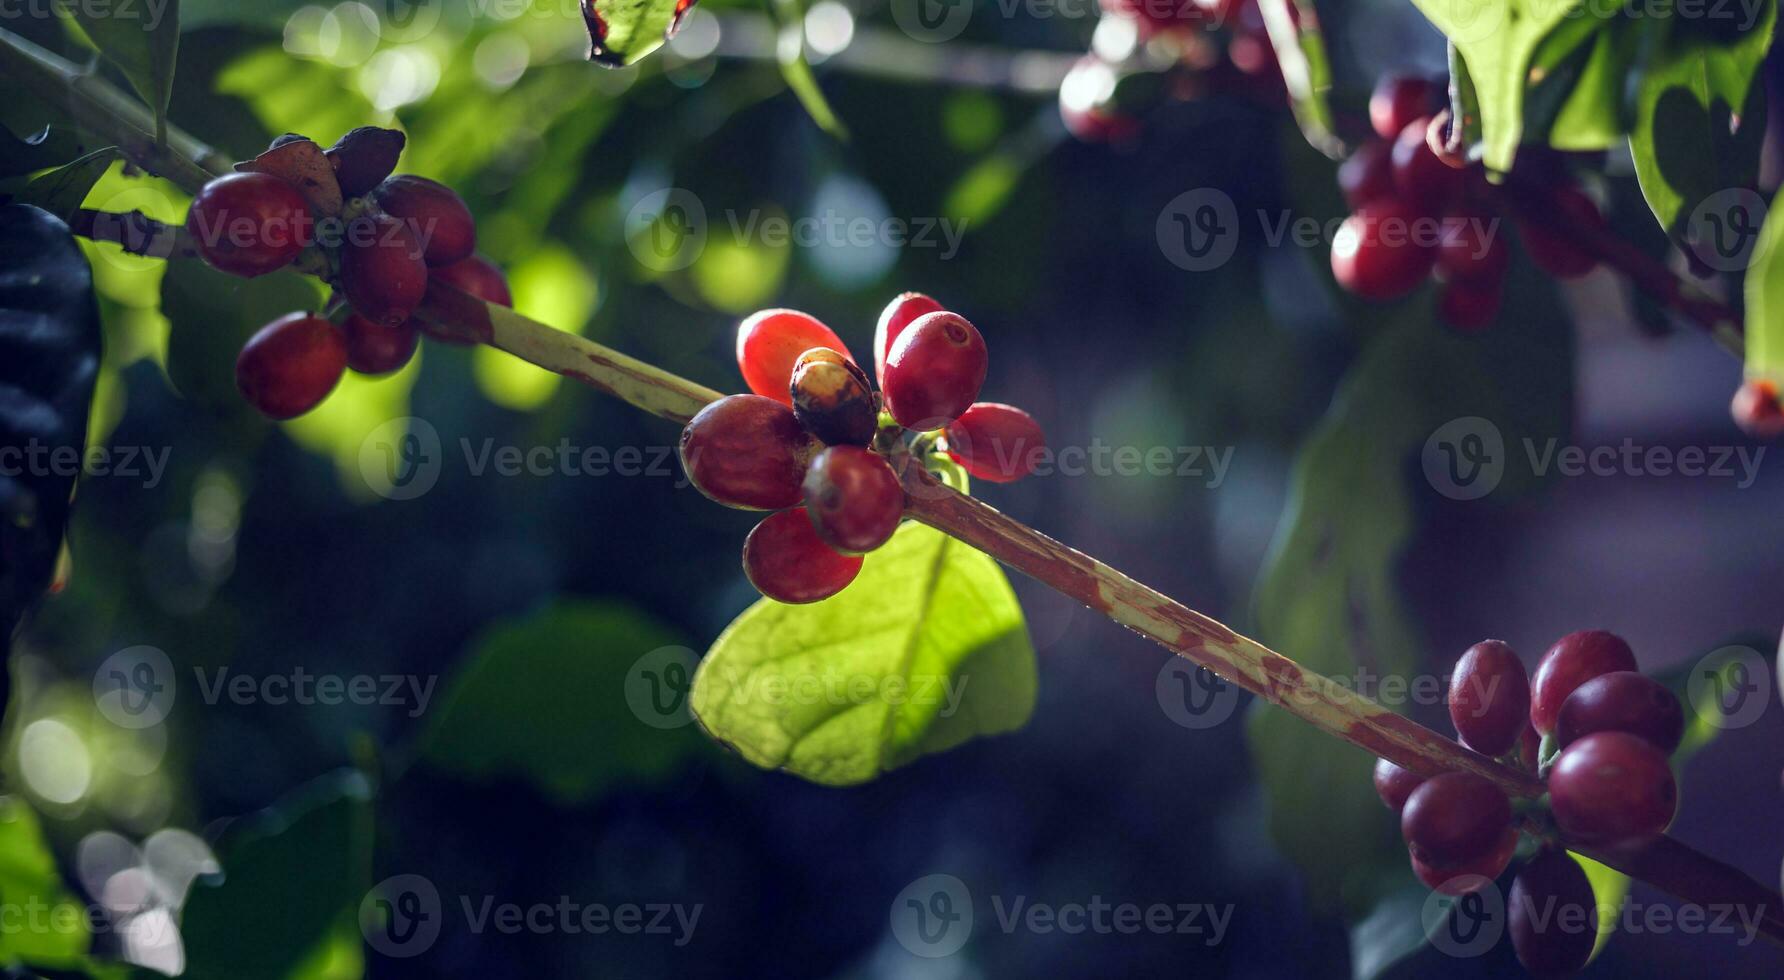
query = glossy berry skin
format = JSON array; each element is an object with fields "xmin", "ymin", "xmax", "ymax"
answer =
[
  {"xmin": 1439, "ymin": 277, "xmax": 1504, "ymax": 332},
  {"xmin": 803, "ymin": 447, "xmax": 904, "ymax": 555},
  {"xmin": 419, "ymin": 254, "xmax": 512, "ymax": 344},
  {"xmin": 743, "ymin": 508, "xmax": 863, "ymax": 604},
  {"xmin": 1731, "ymin": 378, "xmax": 1784, "ymax": 439},
  {"xmin": 235, "ymin": 313, "xmax": 347, "ymax": 420},
  {"xmin": 874, "ymin": 292, "xmax": 945, "ymax": 388},
  {"xmin": 1530, "ymin": 630, "xmax": 1637, "ymax": 735},
  {"xmin": 371, "ymin": 175, "xmax": 475, "ymax": 267},
  {"xmin": 1548, "ymin": 731, "xmax": 1677, "ymax": 846},
  {"xmin": 790, "ymin": 348, "xmax": 877, "ymax": 447},
  {"xmin": 1337, "ymin": 140, "xmax": 1395, "ymax": 210},
  {"xmin": 680, "ymin": 394, "xmax": 817, "ymax": 510},
  {"xmin": 1448, "ymin": 640, "xmax": 1530, "ymax": 757},
  {"xmin": 1391, "ymin": 117, "xmax": 1464, "ymax": 212},
  {"xmin": 737, "ymin": 309, "xmax": 852, "ymax": 406},
  {"xmin": 1555, "ymin": 671, "xmax": 1684, "ymax": 754},
  {"xmin": 1510, "ymin": 848, "xmax": 1598, "ymax": 979},
  {"xmin": 326, "ymin": 127, "xmax": 405, "ymax": 198},
  {"xmin": 339, "ymin": 213, "xmax": 429, "ymax": 327},
  {"xmin": 944, "ymin": 403, "xmax": 1047, "ymax": 483},
  {"xmin": 1330, "ymin": 199, "xmax": 1436, "ymax": 301},
  {"xmin": 1411, "ymin": 825, "xmax": 1517, "ymax": 895},
  {"xmin": 185, "ymin": 173, "xmax": 313, "ymax": 278},
  {"xmin": 341, "ymin": 314, "xmax": 420, "ymax": 375},
  {"xmin": 1518, "ymin": 186, "xmax": 1601, "ymax": 279},
  {"xmin": 1370, "ymin": 75, "xmax": 1441, "ymax": 141},
  {"xmin": 1400, "ymin": 771, "xmax": 1512, "ymax": 868},
  {"xmin": 882, "ymin": 311, "xmax": 988, "ymax": 430},
  {"xmin": 1437, "ymin": 215, "xmax": 1510, "ymax": 282},
  {"xmin": 1372, "ymin": 758, "xmax": 1425, "ymax": 813}
]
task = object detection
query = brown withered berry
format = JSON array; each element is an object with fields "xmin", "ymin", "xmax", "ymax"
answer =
[
  {"xmin": 790, "ymin": 347, "xmax": 878, "ymax": 446},
  {"xmin": 326, "ymin": 126, "xmax": 407, "ymax": 198}
]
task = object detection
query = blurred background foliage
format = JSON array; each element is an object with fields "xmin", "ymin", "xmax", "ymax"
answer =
[{"xmin": 1, "ymin": 0, "xmax": 1782, "ymax": 977}]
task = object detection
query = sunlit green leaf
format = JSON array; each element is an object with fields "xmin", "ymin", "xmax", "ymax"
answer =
[
  {"xmin": 1742, "ymin": 185, "xmax": 1784, "ymax": 379},
  {"xmin": 0, "ymin": 797, "xmax": 92, "ymax": 968},
  {"xmin": 57, "ymin": 0, "xmax": 180, "ymax": 144},
  {"xmin": 12, "ymin": 147, "xmax": 121, "ymax": 218}
]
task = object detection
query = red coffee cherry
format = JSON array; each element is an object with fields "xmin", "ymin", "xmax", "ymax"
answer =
[
  {"xmin": 882, "ymin": 311, "xmax": 988, "ymax": 430},
  {"xmin": 1337, "ymin": 140, "xmax": 1395, "ymax": 210},
  {"xmin": 371, "ymin": 175, "xmax": 476, "ymax": 267},
  {"xmin": 1510, "ymin": 848, "xmax": 1598, "ymax": 978},
  {"xmin": 1391, "ymin": 117, "xmax": 1464, "ymax": 212},
  {"xmin": 1438, "ymin": 276, "xmax": 1504, "ymax": 332},
  {"xmin": 185, "ymin": 173, "xmax": 314, "ymax": 278},
  {"xmin": 430, "ymin": 253, "xmax": 512, "ymax": 306},
  {"xmin": 1400, "ymin": 771, "xmax": 1512, "ymax": 868},
  {"xmin": 1370, "ymin": 75, "xmax": 1441, "ymax": 141},
  {"xmin": 1411, "ymin": 825, "xmax": 1517, "ymax": 895},
  {"xmin": 1517, "ymin": 185, "xmax": 1601, "ymax": 280},
  {"xmin": 1730, "ymin": 378, "xmax": 1784, "ymax": 439},
  {"xmin": 326, "ymin": 126, "xmax": 405, "ymax": 198},
  {"xmin": 790, "ymin": 348, "xmax": 878, "ymax": 447},
  {"xmin": 943, "ymin": 403, "xmax": 1047, "ymax": 483},
  {"xmin": 742, "ymin": 508, "xmax": 863, "ymax": 604},
  {"xmin": 1548, "ymin": 731, "xmax": 1677, "ymax": 846},
  {"xmin": 342, "ymin": 314, "xmax": 420, "ymax": 375},
  {"xmin": 680, "ymin": 394, "xmax": 817, "ymax": 510},
  {"xmin": 803, "ymin": 446, "xmax": 904, "ymax": 554},
  {"xmin": 1330, "ymin": 198, "xmax": 1437, "ymax": 301},
  {"xmin": 736, "ymin": 309, "xmax": 852, "ymax": 406},
  {"xmin": 1372, "ymin": 758, "xmax": 1425, "ymax": 813},
  {"xmin": 1555, "ymin": 671, "xmax": 1684, "ymax": 755},
  {"xmin": 235, "ymin": 313, "xmax": 348, "ymax": 420},
  {"xmin": 1436, "ymin": 215, "xmax": 1510, "ymax": 282},
  {"xmin": 339, "ymin": 213, "xmax": 429, "ymax": 327},
  {"xmin": 1448, "ymin": 640, "xmax": 1531, "ymax": 757},
  {"xmin": 1530, "ymin": 630, "xmax": 1637, "ymax": 735},
  {"xmin": 874, "ymin": 292, "xmax": 945, "ymax": 388}
]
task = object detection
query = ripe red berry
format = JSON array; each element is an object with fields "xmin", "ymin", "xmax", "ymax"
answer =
[
  {"xmin": 874, "ymin": 292, "xmax": 945, "ymax": 388},
  {"xmin": 185, "ymin": 173, "xmax": 314, "ymax": 278},
  {"xmin": 1391, "ymin": 117, "xmax": 1464, "ymax": 212},
  {"xmin": 1730, "ymin": 378, "xmax": 1784, "ymax": 439},
  {"xmin": 1517, "ymin": 186, "xmax": 1601, "ymax": 279},
  {"xmin": 1530, "ymin": 630, "xmax": 1637, "ymax": 735},
  {"xmin": 1548, "ymin": 731, "xmax": 1676, "ymax": 846},
  {"xmin": 1400, "ymin": 771, "xmax": 1512, "ymax": 868},
  {"xmin": 1411, "ymin": 825, "xmax": 1517, "ymax": 895},
  {"xmin": 1370, "ymin": 75, "xmax": 1441, "ymax": 141},
  {"xmin": 742, "ymin": 508, "xmax": 863, "ymax": 604},
  {"xmin": 1330, "ymin": 199, "xmax": 1436, "ymax": 301},
  {"xmin": 680, "ymin": 394, "xmax": 818, "ymax": 510},
  {"xmin": 1337, "ymin": 140, "xmax": 1395, "ymax": 210},
  {"xmin": 1448, "ymin": 640, "xmax": 1531, "ymax": 757},
  {"xmin": 803, "ymin": 447, "xmax": 904, "ymax": 554},
  {"xmin": 943, "ymin": 403, "xmax": 1047, "ymax": 483},
  {"xmin": 326, "ymin": 127, "xmax": 405, "ymax": 198},
  {"xmin": 339, "ymin": 213, "xmax": 429, "ymax": 327},
  {"xmin": 1372, "ymin": 758, "xmax": 1425, "ymax": 813},
  {"xmin": 882, "ymin": 312, "xmax": 988, "ymax": 430},
  {"xmin": 341, "ymin": 314, "xmax": 420, "ymax": 375},
  {"xmin": 1510, "ymin": 848, "xmax": 1598, "ymax": 979},
  {"xmin": 430, "ymin": 253, "xmax": 512, "ymax": 306},
  {"xmin": 235, "ymin": 313, "xmax": 348, "ymax": 419},
  {"xmin": 1438, "ymin": 276, "xmax": 1504, "ymax": 332},
  {"xmin": 790, "ymin": 347, "xmax": 878, "ymax": 447},
  {"xmin": 736, "ymin": 309, "xmax": 852, "ymax": 406},
  {"xmin": 371, "ymin": 175, "xmax": 476, "ymax": 267},
  {"xmin": 1437, "ymin": 215, "xmax": 1510, "ymax": 282},
  {"xmin": 1555, "ymin": 671, "xmax": 1684, "ymax": 755}
]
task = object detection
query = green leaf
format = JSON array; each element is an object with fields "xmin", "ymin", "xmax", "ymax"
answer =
[
  {"xmin": 767, "ymin": 0, "xmax": 847, "ymax": 138},
  {"xmin": 0, "ymin": 797, "xmax": 92, "ymax": 968},
  {"xmin": 582, "ymin": 0, "xmax": 687, "ymax": 67},
  {"xmin": 0, "ymin": 124, "xmax": 90, "ymax": 179},
  {"xmin": 178, "ymin": 771, "xmax": 372, "ymax": 980},
  {"xmin": 1629, "ymin": 1, "xmax": 1776, "ymax": 241},
  {"xmin": 691, "ymin": 521, "xmax": 1036, "ymax": 786},
  {"xmin": 56, "ymin": 0, "xmax": 181, "ymax": 144},
  {"xmin": 418, "ymin": 600, "xmax": 703, "ymax": 805},
  {"xmin": 1348, "ymin": 883, "xmax": 1433, "ymax": 980},
  {"xmin": 1526, "ymin": 16, "xmax": 1651, "ymax": 152},
  {"xmin": 1742, "ymin": 185, "xmax": 1784, "ymax": 379},
  {"xmin": 11, "ymin": 149, "xmax": 121, "ymax": 218}
]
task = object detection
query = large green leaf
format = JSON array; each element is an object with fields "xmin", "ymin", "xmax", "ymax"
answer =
[
  {"xmin": 11, "ymin": 148, "xmax": 120, "ymax": 218},
  {"xmin": 1742, "ymin": 185, "xmax": 1784, "ymax": 379},
  {"xmin": 1629, "ymin": 2, "xmax": 1776, "ymax": 243},
  {"xmin": 56, "ymin": 0, "xmax": 181, "ymax": 143},
  {"xmin": 692, "ymin": 521, "xmax": 1036, "ymax": 786},
  {"xmin": 179, "ymin": 771, "xmax": 372, "ymax": 980},
  {"xmin": 418, "ymin": 600, "xmax": 702, "ymax": 804},
  {"xmin": 0, "ymin": 797, "xmax": 92, "ymax": 968}
]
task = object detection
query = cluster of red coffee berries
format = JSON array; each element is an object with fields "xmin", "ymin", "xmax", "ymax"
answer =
[
  {"xmin": 1333, "ymin": 76, "xmax": 1605, "ymax": 330},
  {"xmin": 184, "ymin": 128, "xmax": 512, "ymax": 419},
  {"xmin": 680, "ymin": 297, "xmax": 1046, "ymax": 604},
  {"xmin": 1373, "ymin": 629, "xmax": 1682, "ymax": 976}
]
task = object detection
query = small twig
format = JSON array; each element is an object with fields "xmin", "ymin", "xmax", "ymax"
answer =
[{"xmin": 68, "ymin": 207, "xmax": 192, "ymax": 258}]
